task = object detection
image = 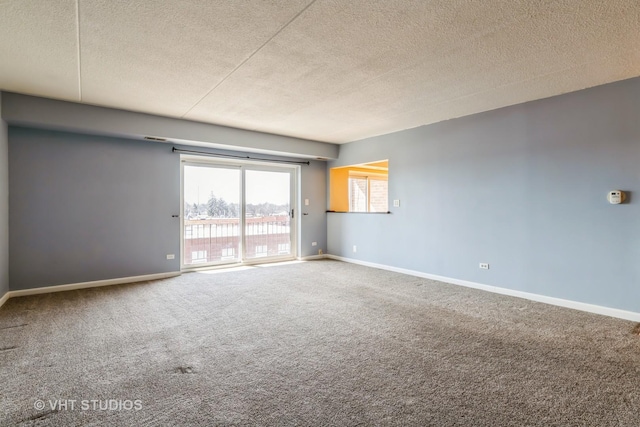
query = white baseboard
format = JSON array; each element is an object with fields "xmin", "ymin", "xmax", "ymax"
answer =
[
  {"xmin": 299, "ymin": 254, "xmax": 327, "ymax": 261},
  {"xmin": 0, "ymin": 291, "xmax": 9, "ymax": 309},
  {"xmin": 5, "ymin": 271, "xmax": 181, "ymax": 300},
  {"xmin": 326, "ymin": 254, "xmax": 640, "ymax": 322}
]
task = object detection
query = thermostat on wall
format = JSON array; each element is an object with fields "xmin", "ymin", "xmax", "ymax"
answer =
[{"xmin": 607, "ymin": 190, "xmax": 625, "ymax": 204}]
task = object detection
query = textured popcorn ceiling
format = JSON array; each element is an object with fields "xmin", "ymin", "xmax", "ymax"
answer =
[{"xmin": 1, "ymin": 0, "xmax": 639, "ymax": 143}]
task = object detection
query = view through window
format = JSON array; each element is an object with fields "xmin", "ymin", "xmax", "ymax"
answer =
[
  {"xmin": 182, "ymin": 162, "xmax": 294, "ymax": 267},
  {"xmin": 330, "ymin": 160, "xmax": 388, "ymax": 212}
]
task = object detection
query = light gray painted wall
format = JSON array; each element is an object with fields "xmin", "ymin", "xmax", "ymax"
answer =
[
  {"xmin": 9, "ymin": 127, "xmax": 327, "ymax": 290},
  {"xmin": 0, "ymin": 93, "xmax": 9, "ymax": 298},
  {"xmin": 299, "ymin": 159, "xmax": 327, "ymax": 256},
  {"xmin": 9, "ymin": 128, "xmax": 180, "ymax": 290},
  {"xmin": 328, "ymin": 77, "xmax": 640, "ymax": 313},
  {"xmin": 1, "ymin": 92, "xmax": 338, "ymax": 160}
]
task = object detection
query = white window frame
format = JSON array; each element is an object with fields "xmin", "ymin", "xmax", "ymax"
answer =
[
  {"xmin": 180, "ymin": 155, "xmax": 299, "ymax": 270},
  {"xmin": 348, "ymin": 172, "xmax": 388, "ymax": 213}
]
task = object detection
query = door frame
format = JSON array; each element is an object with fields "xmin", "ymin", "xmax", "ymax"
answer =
[{"xmin": 179, "ymin": 154, "xmax": 299, "ymax": 271}]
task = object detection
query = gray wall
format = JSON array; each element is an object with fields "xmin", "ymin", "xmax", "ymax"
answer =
[
  {"xmin": 9, "ymin": 128, "xmax": 180, "ymax": 290},
  {"xmin": 9, "ymin": 127, "xmax": 327, "ymax": 290},
  {"xmin": 2, "ymin": 92, "xmax": 338, "ymax": 160},
  {"xmin": 0, "ymin": 93, "xmax": 9, "ymax": 298},
  {"xmin": 328, "ymin": 77, "xmax": 640, "ymax": 313},
  {"xmin": 299, "ymin": 159, "xmax": 328, "ymax": 256}
]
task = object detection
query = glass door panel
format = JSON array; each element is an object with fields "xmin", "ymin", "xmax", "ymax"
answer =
[
  {"xmin": 183, "ymin": 165, "xmax": 241, "ymax": 267},
  {"xmin": 244, "ymin": 169, "xmax": 292, "ymax": 260}
]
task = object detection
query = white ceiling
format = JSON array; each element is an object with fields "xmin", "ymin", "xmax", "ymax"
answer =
[{"xmin": 1, "ymin": 0, "xmax": 639, "ymax": 144}]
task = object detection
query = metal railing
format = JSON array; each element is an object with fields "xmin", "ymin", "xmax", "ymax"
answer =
[{"xmin": 184, "ymin": 216, "xmax": 291, "ymax": 265}]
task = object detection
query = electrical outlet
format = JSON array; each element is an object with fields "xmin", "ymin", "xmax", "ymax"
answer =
[
  {"xmin": 353, "ymin": 245, "xmax": 357, "ymax": 253},
  {"xmin": 167, "ymin": 254, "xmax": 175, "ymax": 260},
  {"xmin": 304, "ymin": 199, "xmax": 310, "ymax": 206},
  {"xmin": 318, "ymin": 249, "xmax": 323, "ymax": 255},
  {"xmin": 393, "ymin": 199, "xmax": 400, "ymax": 207},
  {"xmin": 479, "ymin": 263, "xmax": 489, "ymax": 270},
  {"xmin": 312, "ymin": 241, "xmax": 317, "ymax": 246}
]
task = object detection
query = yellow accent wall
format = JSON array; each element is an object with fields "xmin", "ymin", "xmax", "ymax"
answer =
[{"xmin": 329, "ymin": 167, "xmax": 350, "ymax": 211}]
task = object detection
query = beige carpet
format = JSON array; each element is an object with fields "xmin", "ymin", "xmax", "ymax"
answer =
[{"xmin": 1, "ymin": 260, "xmax": 639, "ymax": 426}]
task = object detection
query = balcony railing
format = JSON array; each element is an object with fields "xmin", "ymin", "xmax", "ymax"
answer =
[{"xmin": 183, "ymin": 215, "xmax": 291, "ymax": 265}]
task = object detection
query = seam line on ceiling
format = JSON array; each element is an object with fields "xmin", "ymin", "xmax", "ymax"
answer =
[
  {"xmin": 180, "ymin": 0, "xmax": 318, "ymax": 118},
  {"xmin": 75, "ymin": 0, "xmax": 83, "ymax": 101}
]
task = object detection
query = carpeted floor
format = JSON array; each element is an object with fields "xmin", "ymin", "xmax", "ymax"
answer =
[{"xmin": 1, "ymin": 259, "xmax": 640, "ymax": 426}]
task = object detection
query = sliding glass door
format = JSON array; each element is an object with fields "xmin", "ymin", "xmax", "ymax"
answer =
[
  {"xmin": 181, "ymin": 159, "xmax": 296, "ymax": 269},
  {"xmin": 244, "ymin": 169, "xmax": 292, "ymax": 260},
  {"xmin": 182, "ymin": 165, "xmax": 241, "ymax": 266}
]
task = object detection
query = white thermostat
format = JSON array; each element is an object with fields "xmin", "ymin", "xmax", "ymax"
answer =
[{"xmin": 607, "ymin": 190, "xmax": 625, "ymax": 204}]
